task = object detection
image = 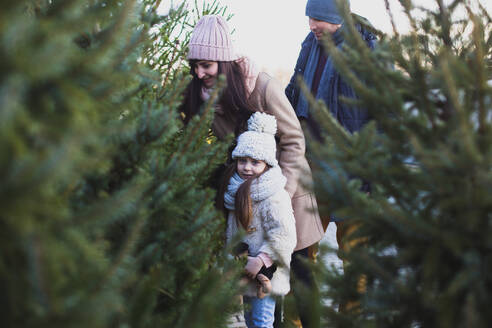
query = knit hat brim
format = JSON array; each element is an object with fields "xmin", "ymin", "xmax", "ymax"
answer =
[
  {"xmin": 305, "ymin": 0, "xmax": 349, "ymax": 24},
  {"xmin": 232, "ymin": 131, "xmax": 278, "ymax": 167},
  {"xmin": 187, "ymin": 44, "xmax": 238, "ymax": 61}
]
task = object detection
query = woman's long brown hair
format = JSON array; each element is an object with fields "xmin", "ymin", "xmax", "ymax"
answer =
[
  {"xmin": 217, "ymin": 161, "xmax": 269, "ymax": 231},
  {"xmin": 179, "ymin": 60, "xmax": 254, "ymax": 136}
]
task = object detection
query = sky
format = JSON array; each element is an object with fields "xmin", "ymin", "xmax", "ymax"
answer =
[
  {"xmin": 219, "ymin": 0, "xmax": 408, "ymax": 75},
  {"xmin": 159, "ymin": 0, "xmax": 491, "ymax": 84}
]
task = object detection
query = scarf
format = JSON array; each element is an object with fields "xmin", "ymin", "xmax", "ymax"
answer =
[
  {"xmin": 296, "ymin": 27, "xmax": 345, "ymax": 119},
  {"xmin": 201, "ymin": 86, "xmax": 212, "ymax": 101},
  {"xmin": 235, "ymin": 55, "xmax": 259, "ymax": 97},
  {"xmin": 224, "ymin": 166, "xmax": 287, "ymax": 210}
]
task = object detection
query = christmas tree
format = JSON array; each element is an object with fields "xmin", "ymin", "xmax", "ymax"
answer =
[
  {"xmin": 303, "ymin": 0, "xmax": 492, "ymax": 327},
  {"xmin": 1, "ymin": 1, "xmax": 239, "ymax": 327}
]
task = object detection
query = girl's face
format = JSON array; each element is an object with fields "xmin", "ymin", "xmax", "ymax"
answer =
[
  {"xmin": 194, "ymin": 60, "xmax": 219, "ymax": 89},
  {"xmin": 237, "ymin": 157, "xmax": 267, "ymax": 180}
]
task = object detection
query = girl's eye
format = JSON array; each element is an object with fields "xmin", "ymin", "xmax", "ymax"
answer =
[{"xmin": 252, "ymin": 160, "xmax": 261, "ymax": 165}]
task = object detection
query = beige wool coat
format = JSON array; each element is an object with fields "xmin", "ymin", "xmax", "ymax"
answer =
[{"xmin": 212, "ymin": 71, "xmax": 324, "ymax": 251}]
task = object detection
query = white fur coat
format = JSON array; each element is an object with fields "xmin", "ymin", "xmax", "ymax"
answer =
[{"xmin": 225, "ymin": 166, "xmax": 297, "ymax": 296}]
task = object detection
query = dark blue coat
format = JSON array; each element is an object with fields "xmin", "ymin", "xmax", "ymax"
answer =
[{"xmin": 285, "ymin": 23, "xmax": 377, "ymax": 134}]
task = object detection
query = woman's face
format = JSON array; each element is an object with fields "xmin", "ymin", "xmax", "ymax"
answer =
[
  {"xmin": 236, "ymin": 157, "xmax": 268, "ymax": 180},
  {"xmin": 194, "ymin": 60, "xmax": 219, "ymax": 89}
]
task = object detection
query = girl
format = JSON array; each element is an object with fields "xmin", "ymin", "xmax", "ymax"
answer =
[{"xmin": 219, "ymin": 112, "xmax": 297, "ymax": 328}]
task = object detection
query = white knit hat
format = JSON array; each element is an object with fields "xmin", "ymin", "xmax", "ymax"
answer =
[
  {"xmin": 232, "ymin": 112, "xmax": 278, "ymax": 167},
  {"xmin": 187, "ymin": 15, "xmax": 237, "ymax": 61}
]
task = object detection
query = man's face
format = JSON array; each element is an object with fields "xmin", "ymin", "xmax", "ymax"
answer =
[{"xmin": 309, "ymin": 17, "xmax": 341, "ymax": 40}]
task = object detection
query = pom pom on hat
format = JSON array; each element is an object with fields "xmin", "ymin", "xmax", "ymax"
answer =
[
  {"xmin": 247, "ymin": 112, "xmax": 277, "ymax": 135},
  {"xmin": 232, "ymin": 112, "xmax": 278, "ymax": 167}
]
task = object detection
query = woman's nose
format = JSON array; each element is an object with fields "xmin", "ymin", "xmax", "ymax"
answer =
[{"xmin": 195, "ymin": 67, "xmax": 205, "ymax": 79}]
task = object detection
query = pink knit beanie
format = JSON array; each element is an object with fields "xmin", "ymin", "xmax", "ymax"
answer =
[{"xmin": 187, "ymin": 15, "xmax": 237, "ymax": 61}]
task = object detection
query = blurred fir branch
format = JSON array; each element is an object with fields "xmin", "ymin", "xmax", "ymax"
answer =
[
  {"xmin": 302, "ymin": 1, "xmax": 492, "ymax": 327},
  {"xmin": 1, "ymin": 1, "xmax": 240, "ymax": 327}
]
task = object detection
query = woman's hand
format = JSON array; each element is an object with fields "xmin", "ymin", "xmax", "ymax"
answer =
[{"xmin": 244, "ymin": 256, "xmax": 264, "ymax": 278}]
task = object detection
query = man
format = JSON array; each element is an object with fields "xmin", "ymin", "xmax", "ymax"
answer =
[
  {"xmin": 286, "ymin": 0, "xmax": 377, "ymax": 139},
  {"xmin": 283, "ymin": 0, "xmax": 377, "ymax": 326}
]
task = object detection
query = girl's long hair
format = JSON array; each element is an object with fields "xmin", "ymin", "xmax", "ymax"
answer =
[
  {"xmin": 179, "ymin": 60, "xmax": 254, "ymax": 136},
  {"xmin": 217, "ymin": 161, "xmax": 269, "ymax": 231}
]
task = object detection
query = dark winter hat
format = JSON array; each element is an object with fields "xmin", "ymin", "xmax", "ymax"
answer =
[{"xmin": 305, "ymin": 0, "xmax": 350, "ymax": 24}]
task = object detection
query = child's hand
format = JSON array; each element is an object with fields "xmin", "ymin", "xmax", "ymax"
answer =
[{"xmin": 244, "ymin": 256, "xmax": 263, "ymax": 278}]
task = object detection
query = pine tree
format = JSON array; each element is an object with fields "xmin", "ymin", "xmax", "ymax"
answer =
[
  {"xmin": 304, "ymin": 1, "xmax": 492, "ymax": 327},
  {"xmin": 1, "ymin": 1, "xmax": 239, "ymax": 327}
]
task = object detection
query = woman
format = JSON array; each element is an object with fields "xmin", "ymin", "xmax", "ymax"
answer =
[{"xmin": 180, "ymin": 15, "xmax": 324, "ymax": 325}]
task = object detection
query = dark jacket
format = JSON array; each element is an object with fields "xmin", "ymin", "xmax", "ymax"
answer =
[
  {"xmin": 285, "ymin": 22, "xmax": 377, "ymax": 134},
  {"xmin": 285, "ymin": 21, "xmax": 378, "ymax": 207}
]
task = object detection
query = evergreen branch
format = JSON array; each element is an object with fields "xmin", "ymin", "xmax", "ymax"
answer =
[
  {"xmin": 161, "ymin": 40, "xmax": 179, "ymax": 88},
  {"xmin": 379, "ymin": 196, "xmax": 440, "ymax": 239},
  {"xmin": 343, "ymin": 8, "xmax": 376, "ymax": 58},
  {"xmin": 157, "ymin": 287, "xmax": 176, "ymax": 300},
  {"xmin": 153, "ymin": 0, "xmax": 163, "ymax": 13},
  {"xmin": 439, "ymin": 54, "xmax": 478, "ymax": 160},
  {"xmin": 400, "ymin": 0, "xmax": 423, "ymax": 62},
  {"xmin": 436, "ymin": 0, "xmax": 454, "ymax": 48},
  {"xmin": 86, "ymin": 0, "xmax": 138, "ymax": 65},
  {"xmin": 2, "ymin": 0, "xmax": 234, "ymax": 326},
  {"xmin": 152, "ymin": 80, "xmax": 186, "ymax": 140},
  {"xmin": 27, "ymin": 234, "xmax": 51, "ymax": 313},
  {"xmin": 388, "ymin": 3, "xmax": 438, "ymax": 130},
  {"xmin": 465, "ymin": 4, "xmax": 487, "ymax": 135},
  {"xmin": 350, "ymin": 13, "xmax": 384, "ymax": 38},
  {"xmin": 73, "ymin": 178, "xmax": 147, "ymax": 228},
  {"xmin": 384, "ymin": 0, "xmax": 400, "ymax": 37},
  {"xmin": 166, "ymin": 194, "xmax": 216, "ymax": 251},
  {"xmin": 98, "ymin": 201, "xmax": 147, "ymax": 291},
  {"xmin": 117, "ymin": 26, "xmax": 150, "ymax": 69},
  {"xmin": 478, "ymin": 2, "xmax": 492, "ymax": 23}
]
